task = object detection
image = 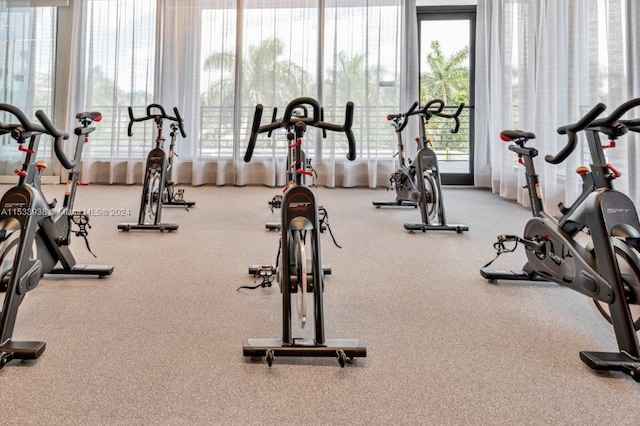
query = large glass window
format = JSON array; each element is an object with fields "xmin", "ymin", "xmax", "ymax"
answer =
[
  {"xmin": 81, "ymin": 0, "xmax": 156, "ymax": 158},
  {"xmin": 70, "ymin": 0, "xmax": 406, "ymax": 187},
  {"xmin": 198, "ymin": 1, "xmax": 402, "ymax": 162},
  {"xmin": 237, "ymin": 1, "xmax": 319, "ymax": 159},
  {"xmin": 324, "ymin": 1, "xmax": 401, "ymax": 160},
  {"xmin": 0, "ymin": 5, "xmax": 56, "ymax": 177},
  {"xmin": 200, "ymin": 3, "xmax": 237, "ymax": 158},
  {"xmin": 199, "ymin": 1, "xmax": 319, "ymax": 160}
]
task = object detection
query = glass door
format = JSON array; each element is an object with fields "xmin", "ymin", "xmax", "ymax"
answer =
[{"xmin": 418, "ymin": 7, "xmax": 475, "ymax": 185}]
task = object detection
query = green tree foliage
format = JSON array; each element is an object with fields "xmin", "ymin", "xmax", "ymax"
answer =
[
  {"xmin": 200, "ymin": 37, "xmax": 315, "ymax": 151},
  {"xmin": 201, "ymin": 37, "xmax": 314, "ymax": 107},
  {"xmin": 420, "ymin": 40, "xmax": 470, "ymax": 155},
  {"xmin": 420, "ymin": 40, "xmax": 469, "ymax": 105},
  {"xmin": 324, "ymin": 51, "xmax": 395, "ymax": 105}
]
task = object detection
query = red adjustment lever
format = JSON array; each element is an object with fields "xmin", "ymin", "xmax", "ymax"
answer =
[
  {"xmin": 297, "ymin": 168, "xmax": 313, "ymax": 176},
  {"xmin": 84, "ymin": 136, "xmax": 89, "ymax": 143},
  {"xmin": 518, "ymin": 157, "xmax": 525, "ymax": 166},
  {"xmin": 18, "ymin": 144, "xmax": 35, "ymax": 154},
  {"xmin": 606, "ymin": 163, "xmax": 622, "ymax": 178},
  {"xmin": 14, "ymin": 168, "xmax": 27, "ymax": 177},
  {"xmin": 288, "ymin": 140, "xmax": 302, "ymax": 149},
  {"xmin": 602, "ymin": 140, "xmax": 616, "ymax": 149}
]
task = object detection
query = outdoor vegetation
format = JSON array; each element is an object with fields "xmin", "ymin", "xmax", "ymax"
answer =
[{"xmin": 419, "ymin": 40, "xmax": 470, "ymax": 159}]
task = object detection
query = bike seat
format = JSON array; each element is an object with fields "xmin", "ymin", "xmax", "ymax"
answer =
[{"xmin": 500, "ymin": 130, "xmax": 536, "ymax": 142}]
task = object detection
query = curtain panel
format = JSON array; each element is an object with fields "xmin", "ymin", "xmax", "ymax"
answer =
[
  {"xmin": 0, "ymin": 2, "xmax": 57, "ymax": 179},
  {"xmin": 475, "ymin": 0, "xmax": 640, "ymax": 212},
  {"xmin": 68, "ymin": 0, "xmax": 417, "ymax": 188}
]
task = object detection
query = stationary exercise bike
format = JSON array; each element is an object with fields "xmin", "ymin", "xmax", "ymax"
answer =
[
  {"xmin": 483, "ymin": 100, "xmax": 640, "ymax": 381},
  {"xmin": 481, "ymin": 100, "xmax": 640, "ymax": 301},
  {"xmin": 0, "ymin": 104, "xmax": 113, "ymax": 368},
  {"xmin": 118, "ymin": 104, "xmax": 194, "ymax": 232},
  {"xmin": 263, "ymin": 104, "xmax": 318, "ymax": 231},
  {"xmin": 373, "ymin": 99, "xmax": 468, "ymax": 233},
  {"xmin": 242, "ymin": 97, "xmax": 366, "ymax": 367}
]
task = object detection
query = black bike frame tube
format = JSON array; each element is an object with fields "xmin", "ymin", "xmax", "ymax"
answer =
[
  {"xmin": 557, "ymin": 130, "xmax": 614, "ymax": 231},
  {"xmin": 61, "ymin": 130, "xmax": 85, "ymax": 216},
  {"xmin": 396, "ymin": 128, "xmax": 407, "ymax": 168},
  {"xmin": 167, "ymin": 127, "xmax": 176, "ymax": 182},
  {"xmin": 281, "ymin": 232, "xmax": 293, "ymax": 346},
  {"xmin": 435, "ymin": 172, "xmax": 446, "ymax": 225},
  {"xmin": 19, "ymin": 135, "xmax": 42, "ymax": 187},
  {"xmin": 587, "ymin": 191, "xmax": 640, "ymax": 358},
  {"xmin": 586, "ymin": 130, "xmax": 613, "ymax": 189},
  {"xmin": 155, "ymin": 119, "xmax": 164, "ymax": 149},
  {"xmin": 0, "ymin": 186, "xmax": 45, "ymax": 343},
  {"xmin": 154, "ymin": 168, "xmax": 166, "ymax": 225},
  {"xmin": 0, "ymin": 234, "xmax": 29, "ymax": 342},
  {"xmin": 312, "ymin": 226, "xmax": 325, "ymax": 346},
  {"xmin": 294, "ymin": 122, "xmax": 306, "ymax": 187},
  {"xmin": 415, "ymin": 152, "xmax": 430, "ymax": 225},
  {"xmin": 521, "ymin": 155, "xmax": 544, "ymax": 217}
]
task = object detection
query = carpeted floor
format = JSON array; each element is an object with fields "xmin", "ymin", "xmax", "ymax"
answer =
[{"xmin": 2, "ymin": 183, "xmax": 640, "ymax": 425}]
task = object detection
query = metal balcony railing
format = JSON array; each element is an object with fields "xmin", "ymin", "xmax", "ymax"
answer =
[{"xmin": 71, "ymin": 105, "xmax": 472, "ymax": 162}]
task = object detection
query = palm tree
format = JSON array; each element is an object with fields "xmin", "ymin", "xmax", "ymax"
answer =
[
  {"xmin": 201, "ymin": 37, "xmax": 314, "ymax": 107},
  {"xmin": 420, "ymin": 41, "xmax": 470, "ymax": 155},
  {"xmin": 324, "ymin": 51, "xmax": 396, "ymax": 106},
  {"xmin": 200, "ymin": 37, "xmax": 315, "ymax": 151},
  {"xmin": 324, "ymin": 51, "xmax": 398, "ymax": 152},
  {"xmin": 420, "ymin": 40, "xmax": 469, "ymax": 105}
]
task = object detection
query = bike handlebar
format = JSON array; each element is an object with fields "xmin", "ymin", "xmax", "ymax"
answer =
[
  {"xmin": 244, "ymin": 104, "xmax": 264, "ymax": 162},
  {"xmin": 588, "ymin": 97, "xmax": 640, "ymax": 128},
  {"xmin": 34, "ymin": 110, "xmax": 76, "ymax": 170},
  {"xmin": 0, "ymin": 103, "xmax": 49, "ymax": 135},
  {"xmin": 0, "ymin": 105, "xmax": 75, "ymax": 171},
  {"xmin": 418, "ymin": 99, "xmax": 446, "ymax": 115},
  {"xmin": 127, "ymin": 103, "xmax": 187, "ymax": 138},
  {"xmin": 547, "ymin": 103, "xmax": 607, "ymax": 164},
  {"xmin": 244, "ymin": 97, "xmax": 356, "ymax": 162},
  {"xmin": 386, "ymin": 101, "xmax": 419, "ymax": 132},
  {"xmin": 173, "ymin": 107, "xmax": 187, "ymax": 137},
  {"xmin": 406, "ymin": 99, "xmax": 465, "ymax": 134},
  {"xmin": 621, "ymin": 117, "xmax": 640, "ymax": 133},
  {"xmin": 429, "ymin": 102, "xmax": 465, "ymax": 134}
]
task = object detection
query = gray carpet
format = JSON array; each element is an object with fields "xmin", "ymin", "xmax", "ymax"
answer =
[{"xmin": 2, "ymin": 183, "xmax": 640, "ymax": 425}]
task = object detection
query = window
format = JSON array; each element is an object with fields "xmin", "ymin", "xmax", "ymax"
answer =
[
  {"xmin": 80, "ymin": 0, "xmax": 157, "ymax": 158},
  {"xmin": 0, "ymin": 5, "xmax": 56, "ymax": 177}
]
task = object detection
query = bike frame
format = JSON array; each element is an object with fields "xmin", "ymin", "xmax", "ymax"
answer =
[
  {"xmin": 242, "ymin": 97, "xmax": 365, "ymax": 366},
  {"xmin": 118, "ymin": 104, "xmax": 189, "ymax": 232}
]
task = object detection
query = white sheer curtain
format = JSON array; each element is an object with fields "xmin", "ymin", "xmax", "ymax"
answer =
[
  {"xmin": 234, "ymin": 0, "xmax": 320, "ymax": 186},
  {"xmin": 0, "ymin": 2, "xmax": 56, "ymax": 179},
  {"xmin": 475, "ymin": 0, "xmax": 640, "ymax": 213},
  {"xmin": 69, "ymin": 0, "xmax": 157, "ymax": 184},
  {"xmin": 68, "ymin": 0, "xmax": 414, "ymax": 188}
]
